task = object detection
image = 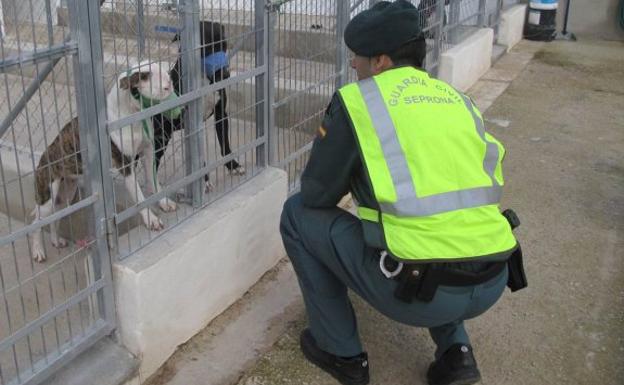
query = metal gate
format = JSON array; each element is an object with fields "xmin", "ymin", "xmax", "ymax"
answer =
[{"xmin": 0, "ymin": 0, "xmax": 115, "ymax": 384}]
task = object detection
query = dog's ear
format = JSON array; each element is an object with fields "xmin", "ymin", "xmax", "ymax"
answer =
[
  {"xmin": 199, "ymin": 21, "xmax": 227, "ymax": 57},
  {"xmin": 200, "ymin": 21, "xmax": 220, "ymax": 46},
  {"xmin": 119, "ymin": 71, "xmax": 150, "ymax": 89}
]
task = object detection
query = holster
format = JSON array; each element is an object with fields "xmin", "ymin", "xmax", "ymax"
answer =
[
  {"xmin": 502, "ymin": 209, "xmax": 528, "ymax": 292},
  {"xmin": 506, "ymin": 245, "xmax": 527, "ymax": 292},
  {"xmin": 393, "ymin": 264, "xmax": 428, "ymax": 304}
]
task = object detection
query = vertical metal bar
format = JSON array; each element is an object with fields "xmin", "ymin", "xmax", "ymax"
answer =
[
  {"xmin": 0, "ymin": 0, "xmax": 5, "ymax": 41},
  {"xmin": 432, "ymin": 0, "xmax": 445, "ymax": 77},
  {"xmin": 448, "ymin": 0, "xmax": 460, "ymax": 45},
  {"xmin": 67, "ymin": 0, "xmax": 116, "ymax": 327},
  {"xmin": 335, "ymin": 0, "xmax": 349, "ymax": 89},
  {"xmin": 136, "ymin": 0, "xmax": 146, "ymax": 57},
  {"xmin": 23, "ymin": 5, "xmax": 53, "ymax": 368},
  {"xmin": 494, "ymin": 0, "xmax": 503, "ymax": 36},
  {"xmin": 45, "ymin": 0, "xmax": 54, "ymax": 45},
  {"xmin": 254, "ymin": 0, "xmax": 267, "ymax": 168},
  {"xmin": 478, "ymin": 0, "xmax": 487, "ymax": 26},
  {"xmin": 263, "ymin": 3, "xmax": 277, "ymax": 167},
  {"xmin": 180, "ymin": 0, "xmax": 204, "ymax": 207}
]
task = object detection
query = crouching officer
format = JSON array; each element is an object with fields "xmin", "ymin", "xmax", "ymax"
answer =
[{"xmin": 279, "ymin": 1, "xmax": 527, "ymax": 384}]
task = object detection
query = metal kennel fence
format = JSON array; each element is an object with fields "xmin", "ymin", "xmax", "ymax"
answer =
[{"xmin": 0, "ymin": 0, "xmax": 511, "ymax": 383}]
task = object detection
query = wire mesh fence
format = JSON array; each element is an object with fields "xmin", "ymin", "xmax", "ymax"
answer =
[
  {"xmin": 270, "ymin": 0, "xmax": 344, "ymax": 191},
  {"xmin": 0, "ymin": 0, "xmax": 513, "ymax": 383},
  {"xmin": 91, "ymin": 0, "xmax": 268, "ymax": 259},
  {"xmin": 0, "ymin": 1, "xmax": 115, "ymax": 384}
]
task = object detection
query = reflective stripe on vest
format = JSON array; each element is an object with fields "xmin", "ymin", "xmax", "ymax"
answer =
[
  {"xmin": 339, "ymin": 67, "xmax": 517, "ymax": 261},
  {"xmin": 357, "ymin": 77, "xmax": 502, "ymax": 217}
]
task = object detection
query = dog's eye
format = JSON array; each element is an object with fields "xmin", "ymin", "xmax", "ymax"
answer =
[{"xmin": 140, "ymin": 72, "xmax": 150, "ymax": 81}]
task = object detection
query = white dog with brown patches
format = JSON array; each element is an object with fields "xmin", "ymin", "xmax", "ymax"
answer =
[{"xmin": 30, "ymin": 61, "xmax": 177, "ymax": 262}]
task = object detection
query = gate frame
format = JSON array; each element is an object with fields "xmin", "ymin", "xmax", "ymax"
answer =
[{"xmin": 0, "ymin": 1, "xmax": 117, "ymax": 384}]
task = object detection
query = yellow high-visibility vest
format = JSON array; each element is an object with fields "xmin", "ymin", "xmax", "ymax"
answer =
[{"xmin": 338, "ymin": 66, "xmax": 517, "ymax": 262}]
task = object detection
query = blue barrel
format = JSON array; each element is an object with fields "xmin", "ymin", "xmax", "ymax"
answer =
[{"xmin": 524, "ymin": 0, "xmax": 558, "ymax": 41}]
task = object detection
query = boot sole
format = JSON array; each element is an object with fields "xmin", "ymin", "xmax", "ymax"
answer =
[
  {"xmin": 429, "ymin": 371, "xmax": 481, "ymax": 385},
  {"xmin": 300, "ymin": 331, "xmax": 369, "ymax": 385}
]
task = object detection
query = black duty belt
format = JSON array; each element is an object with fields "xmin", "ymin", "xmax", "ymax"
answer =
[{"xmin": 383, "ymin": 254, "xmax": 507, "ymax": 303}]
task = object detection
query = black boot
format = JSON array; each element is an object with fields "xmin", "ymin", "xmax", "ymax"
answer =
[
  {"xmin": 299, "ymin": 329, "xmax": 369, "ymax": 385},
  {"xmin": 427, "ymin": 344, "xmax": 481, "ymax": 385}
]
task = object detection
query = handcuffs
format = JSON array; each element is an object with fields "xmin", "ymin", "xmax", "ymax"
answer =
[{"xmin": 379, "ymin": 250, "xmax": 404, "ymax": 279}]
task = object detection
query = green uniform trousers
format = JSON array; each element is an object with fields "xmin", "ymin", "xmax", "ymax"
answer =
[{"xmin": 280, "ymin": 193, "xmax": 508, "ymax": 359}]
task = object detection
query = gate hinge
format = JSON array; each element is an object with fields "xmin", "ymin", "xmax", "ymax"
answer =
[
  {"xmin": 99, "ymin": 217, "xmax": 117, "ymax": 254},
  {"xmin": 100, "ymin": 217, "xmax": 116, "ymax": 237}
]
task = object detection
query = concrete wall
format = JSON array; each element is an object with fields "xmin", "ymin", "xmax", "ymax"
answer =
[
  {"xmin": 556, "ymin": 0, "xmax": 624, "ymax": 40},
  {"xmin": 498, "ymin": 4, "xmax": 527, "ymax": 50},
  {"xmin": 113, "ymin": 167, "xmax": 287, "ymax": 379},
  {"xmin": 438, "ymin": 28, "xmax": 494, "ymax": 92}
]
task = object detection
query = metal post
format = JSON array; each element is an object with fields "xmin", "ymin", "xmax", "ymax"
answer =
[
  {"xmin": 432, "ymin": 0, "xmax": 446, "ymax": 76},
  {"xmin": 335, "ymin": 0, "xmax": 349, "ymax": 90},
  {"xmin": 448, "ymin": 0, "xmax": 460, "ymax": 44},
  {"xmin": 555, "ymin": 0, "xmax": 577, "ymax": 40},
  {"xmin": 260, "ymin": 2, "xmax": 277, "ymax": 167},
  {"xmin": 136, "ymin": 0, "xmax": 146, "ymax": 57},
  {"xmin": 562, "ymin": 0, "xmax": 572, "ymax": 34},
  {"xmin": 0, "ymin": 0, "xmax": 5, "ymax": 40},
  {"xmin": 254, "ymin": 0, "xmax": 267, "ymax": 168},
  {"xmin": 67, "ymin": 0, "xmax": 116, "ymax": 327},
  {"xmin": 44, "ymin": 0, "xmax": 54, "ymax": 44},
  {"xmin": 180, "ymin": 0, "xmax": 204, "ymax": 207},
  {"xmin": 478, "ymin": 0, "xmax": 487, "ymax": 26}
]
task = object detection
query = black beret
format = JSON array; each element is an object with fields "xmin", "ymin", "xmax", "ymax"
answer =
[{"xmin": 344, "ymin": 0, "xmax": 424, "ymax": 57}]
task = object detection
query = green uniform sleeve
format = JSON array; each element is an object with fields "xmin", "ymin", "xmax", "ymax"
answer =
[{"xmin": 300, "ymin": 93, "xmax": 360, "ymax": 208}]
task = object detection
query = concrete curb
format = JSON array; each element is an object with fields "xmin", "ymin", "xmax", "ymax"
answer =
[{"xmin": 438, "ymin": 28, "xmax": 495, "ymax": 92}]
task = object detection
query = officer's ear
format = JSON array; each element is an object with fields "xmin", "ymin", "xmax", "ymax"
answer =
[{"xmin": 370, "ymin": 54, "xmax": 394, "ymax": 75}]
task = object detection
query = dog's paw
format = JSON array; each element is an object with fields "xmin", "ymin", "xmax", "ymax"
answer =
[
  {"xmin": 159, "ymin": 197, "xmax": 177, "ymax": 212},
  {"xmin": 33, "ymin": 248, "xmax": 46, "ymax": 263},
  {"xmin": 51, "ymin": 236, "xmax": 68, "ymax": 248},
  {"xmin": 228, "ymin": 165, "xmax": 246, "ymax": 176},
  {"xmin": 142, "ymin": 210, "xmax": 164, "ymax": 231},
  {"xmin": 76, "ymin": 238, "xmax": 91, "ymax": 248},
  {"xmin": 205, "ymin": 181, "xmax": 215, "ymax": 193}
]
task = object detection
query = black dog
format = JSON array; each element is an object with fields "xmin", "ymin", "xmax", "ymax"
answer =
[{"xmin": 152, "ymin": 21, "xmax": 244, "ymax": 192}]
